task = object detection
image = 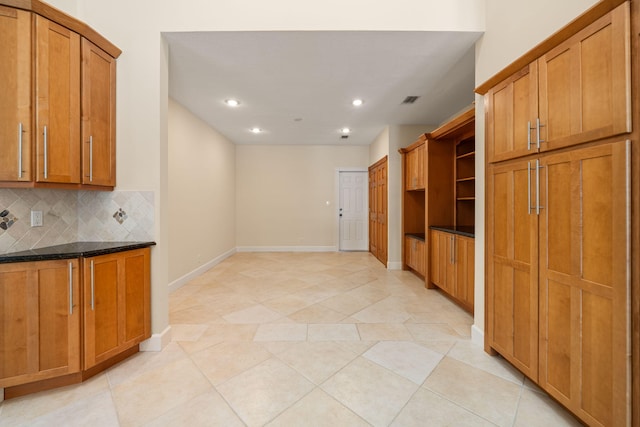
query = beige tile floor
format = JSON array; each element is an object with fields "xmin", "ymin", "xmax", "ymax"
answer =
[{"xmin": 0, "ymin": 252, "xmax": 582, "ymax": 427}]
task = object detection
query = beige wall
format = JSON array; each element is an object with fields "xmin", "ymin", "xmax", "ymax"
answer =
[
  {"xmin": 472, "ymin": 0, "xmax": 599, "ymax": 343},
  {"xmin": 168, "ymin": 99, "xmax": 236, "ymax": 283},
  {"xmin": 236, "ymin": 145, "xmax": 368, "ymax": 249},
  {"xmin": 369, "ymin": 127, "xmax": 390, "ymax": 165}
]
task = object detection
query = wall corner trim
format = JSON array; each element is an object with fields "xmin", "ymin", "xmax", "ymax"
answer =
[
  {"xmin": 168, "ymin": 248, "xmax": 237, "ymax": 293},
  {"xmin": 140, "ymin": 326, "xmax": 171, "ymax": 352},
  {"xmin": 471, "ymin": 324, "xmax": 484, "ymax": 347}
]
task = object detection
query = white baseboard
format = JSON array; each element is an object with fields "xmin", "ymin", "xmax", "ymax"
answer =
[
  {"xmin": 140, "ymin": 326, "xmax": 171, "ymax": 352},
  {"xmin": 471, "ymin": 324, "xmax": 484, "ymax": 347},
  {"xmin": 236, "ymin": 246, "xmax": 337, "ymax": 253},
  {"xmin": 386, "ymin": 261, "xmax": 402, "ymax": 270},
  {"xmin": 168, "ymin": 248, "xmax": 236, "ymax": 293}
]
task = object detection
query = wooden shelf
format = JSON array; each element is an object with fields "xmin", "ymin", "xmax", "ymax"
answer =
[
  {"xmin": 457, "ymin": 197, "xmax": 475, "ymax": 201},
  {"xmin": 456, "ymin": 176, "xmax": 475, "ymax": 182},
  {"xmin": 456, "ymin": 151, "xmax": 475, "ymax": 160}
]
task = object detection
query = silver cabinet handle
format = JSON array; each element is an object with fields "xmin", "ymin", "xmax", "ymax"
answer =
[
  {"xmin": 18, "ymin": 123, "xmax": 23, "ymax": 178},
  {"xmin": 90, "ymin": 260, "xmax": 95, "ymax": 310},
  {"xmin": 536, "ymin": 118, "xmax": 545, "ymax": 149},
  {"xmin": 89, "ymin": 136, "xmax": 93, "ymax": 182},
  {"xmin": 43, "ymin": 125, "xmax": 48, "ymax": 179},
  {"xmin": 68, "ymin": 262, "xmax": 73, "ymax": 315},
  {"xmin": 527, "ymin": 121, "xmax": 532, "ymax": 150},
  {"xmin": 536, "ymin": 159, "xmax": 544, "ymax": 214},
  {"xmin": 450, "ymin": 236, "xmax": 454, "ymax": 264},
  {"xmin": 527, "ymin": 161, "xmax": 532, "ymax": 214}
]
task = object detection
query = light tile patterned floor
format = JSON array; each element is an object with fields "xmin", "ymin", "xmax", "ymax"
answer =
[{"xmin": 0, "ymin": 252, "xmax": 582, "ymax": 426}]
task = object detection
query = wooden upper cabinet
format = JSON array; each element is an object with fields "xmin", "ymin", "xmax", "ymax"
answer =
[
  {"xmin": 486, "ymin": 2, "xmax": 631, "ymax": 164},
  {"xmin": 81, "ymin": 39, "xmax": 116, "ymax": 187},
  {"xmin": 538, "ymin": 3, "xmax": 631, "ymax": 153},
  {"xmin": 35, "ymin": 15, "xmax": 81, "ymax": 184},
  {"xmin": 538, "ymin": 140, "xmax": 630, "ymax": 426},
  {"xmin": 0, "ymin": 7, "xmax": 32, "ymax": 182},
  {"xmin": 0, "ymin": 259, "xmax": 80, "ymax": 388},
  {"xmin": 404, "ymin": 143, "xmax": 425, "ymax": 191},
  {"xmin": 485, "ymin": 63, "xmax": 538, "ymax": 163}
]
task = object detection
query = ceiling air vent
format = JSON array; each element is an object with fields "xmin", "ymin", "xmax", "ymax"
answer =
[
  {"xmin": 401, "ymin": 96, "xmax": 420, "ymax": 105},
  {"xmin": 341, "ymin": 135, "xmax": 349, "ymax": 139}
]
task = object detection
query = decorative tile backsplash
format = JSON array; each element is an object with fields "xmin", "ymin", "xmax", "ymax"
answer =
[{"xmin": 0, "ymin": 189, "xmax": 154, "ymax": 254}]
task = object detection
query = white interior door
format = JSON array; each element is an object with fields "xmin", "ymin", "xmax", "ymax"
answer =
[{"xmin": 339, "ymin": 171, "xmax": 368, "ymax": 251}]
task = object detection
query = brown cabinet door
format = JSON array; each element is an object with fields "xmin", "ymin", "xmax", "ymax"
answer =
[
  {"xmin": 405, "ymin": 149, "xmax": 415, "ymax": 190},
  {"xmin": 0, "ymin": 7, "xmax": 32, "ymax": 182},
  {"xmin": 486, "ymin": 161, "xmax": 539, "ymax": 380},
  {"xmin": 0, "ymin": 260, "xmax": 80, "ymax": 388},
  {"xmin": 454, "ymin": 235, "xmax": 474, "ymax": 312},
  {"xmin": 81, "ymin": 38, "xmax": 116, "ymax": 187},
  {"xmin": 485, "ymin": 62, "xmax": 538, "ymax": 163},
  {"xmin": 537, "ymin": 3, "xmax": 631, "ymax": 153},
  {"xmin": 83, "ymin": 254, "xmax": 119, "ymax": 367},
  {"xmin": 538, "ymin": 141, "xmax": 630, "ymax": 426},
  {"xmin": 35, "ymin": 15, "xmax": 80, "ymax": 184},
  {"xmin": 416, "ymin": 144, "xmax": 425, "ymax": 189},
  {"xmin": 122, "ymin": 249, "xmax": 151, "ymax": 345},
  {"xmin": 83, "ymin": 249, "xmax": 151, "ymax": 369}
]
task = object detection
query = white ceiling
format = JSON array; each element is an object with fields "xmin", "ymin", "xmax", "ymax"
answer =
[{"xmin": 165, "ymin": 31, "xmax": 482, "ymax": 146}]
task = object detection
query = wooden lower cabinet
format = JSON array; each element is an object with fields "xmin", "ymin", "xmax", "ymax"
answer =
[
  {"xmin": 429, "ymin": 229, "xmax": 474, "ymax": 313},
  {"xmin": 83, "ymin": 248, "xmax": 151, "ymax": 368},
  {"xmin": 405, "ymin": 236, "xmax": 426, "ymax": 277},
  {"xmin": 0, "ymin": 259, "xmax": 80, "ymax": 388},
  {"xmin": 487, "ymin": 140, "xmax": 630, "ymax": 426}
]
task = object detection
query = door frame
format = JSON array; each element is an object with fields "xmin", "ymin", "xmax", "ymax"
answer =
[{"xmin": 335, "ymin": 168, "xmax": 369, "ymax": 251}]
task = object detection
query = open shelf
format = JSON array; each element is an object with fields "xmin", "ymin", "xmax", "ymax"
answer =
[{"xmin": 456, "ymin": 151, "xmax": 475, "ymax": 160}]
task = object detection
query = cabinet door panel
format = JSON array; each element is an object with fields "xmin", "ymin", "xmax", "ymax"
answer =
[
  {"xmin": 0, "ymin": 260, "xmax": 79, "ymax": 388},
  {"xmin": 538, "ymin": 3, "xmax": 631, "ymax": 152},
  {"xmin": 82, "ymin": 39, "xmax": 116, "ymax": 187},
  {"xmin": 0, "ymin": 7, "xmax": 32, "ymax": 182},
  {"xmin": 539, "ymin": 141, "xmax": 630, "ymax": 426},
  {"xmin": 123, "ymin": 251, "xmax": 150, "ymax": 344},
  {"xmin": 84, "ymin": 256, "xmax": 119, "ymax": 367},
  {"xmin": 38, "ymin": 263, "xmax": 80, "ymax": 373},
  {"xmin": 486, "ymin": 161, "xmax": 539, "ymax": 379},
  {"xmin": 485, "ymin": 63, "xmax": 538, "ymax": 163},
  {"xmin": 35, "ymin": 16, "xmax": 80, "ymax": 184}
]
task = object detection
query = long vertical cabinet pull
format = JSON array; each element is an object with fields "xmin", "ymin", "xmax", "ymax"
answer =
[
  {"xmin": 450, "ymin": 235, "xmax": 455, "ymax": 264},
  {"xmin": 90, "ymin": 259, "xmax": 95, "ymax": 310},
  {"xmin": 43, "ymin": 125, "xmax": 48, "ymax": 179},
  {"xmin": 528, "ymin": 161, "xmax": 532, "ymax": 214},
  {"xmin": 536, "ymin": 118, "xmax": 545, "ymax": 149},
  {"xmin": 536, "ymin": 159, "xmax": 543, "ymax": 214},
  {"xmin": 527, "ymin": 121, "xmax": 532, "ymax": 150},
  {"xmin": 68, "ymin": 262, "xmax": 73, "ymax": 315},
  {"xmin": 89, "ymin": 136, "xmax": 93, "ymax": 182},
  {"xmin": 18, "ymin": 123, "xmax": 23, "ymax": 178}
]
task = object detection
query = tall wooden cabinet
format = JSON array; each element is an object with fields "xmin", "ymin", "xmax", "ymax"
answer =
[
  {"xmin": 400, "ymin": 107, "xmax": 475, "ymax": 314},
  {"xmin": 369, "ymin": 156, "xmax": 388, "ymax": 266},
  {"xmin": 0, "ymin": 0, "xmax": 120, "ymax": 190},
  {"xmin": 0, "ymin": 259, "xmax": 80, "ymax": 388},
  {"xmin": 481, "ymin": 2, "xmax": 634, "ymax": 425}
]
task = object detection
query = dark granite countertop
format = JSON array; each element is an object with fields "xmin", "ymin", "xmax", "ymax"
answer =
[
  {"xmin": 0, "ymin": 241, "xmax": 156, "ymax": 264},
  {"xmin": 405, "ymin": 233, "xmax": 426, "ymax": 242},
  {"xmin": 429, "ymin": 226, "xmax": 475, "ymax": 238}
]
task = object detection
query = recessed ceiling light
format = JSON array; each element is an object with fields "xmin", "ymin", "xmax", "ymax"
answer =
[
  {"xmin": 250, "ymin": 127, "xmax": 262, "ymax": 134},
  {"xmin": 352, "ymin": 99, "xmax": 364, "ymax": 107},
  {"xmin": 341, "ymin": 127, "xmax": 351, "ymax": 134},
  {"xmin": 225, "ymin": 99, "xmax": 240, "ymax": 107}
]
